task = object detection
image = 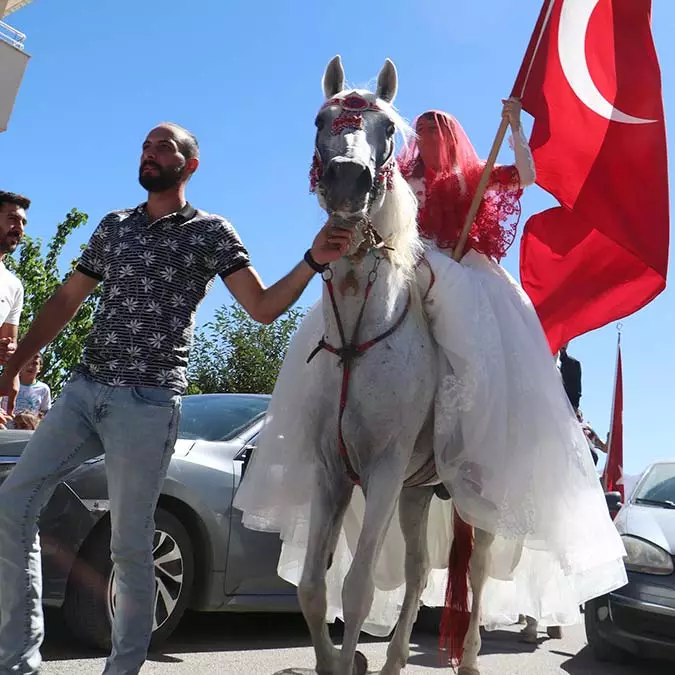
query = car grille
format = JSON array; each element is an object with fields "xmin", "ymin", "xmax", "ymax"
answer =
[{"xmin": 612, "ymin": 602, "xmax": 675, "ymax": 643}]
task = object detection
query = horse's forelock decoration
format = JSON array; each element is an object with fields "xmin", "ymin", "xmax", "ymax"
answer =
[
  {"xmin": 328, "ymin": 94, "xmax": 374, "ymax": 134},
  {"xmin": 310, "ymin": 93, "xmax": 396, "ymax": 195}
]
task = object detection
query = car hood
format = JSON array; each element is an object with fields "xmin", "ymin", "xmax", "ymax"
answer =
[
  {"xmin": 0, "ymin": 430, "xmax": 195, "ymax": 460},
  {"xmin": 616, "ymin": 503, "xmax": 675, "ymax": 554},
  {"xmin": 0, "ymin": 430, "xmax": 34, "ymax": 456},
  {"xmin": 172, "ymin": 438, "xmax": 196, "ymax": 457}
]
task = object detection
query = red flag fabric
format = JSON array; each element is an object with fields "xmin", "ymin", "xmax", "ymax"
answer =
[
  {"xmin": 603, "ymin": 338, "xmax": 624, "ymax": 501},
  {"xmin": 517, "ymin": 0, "xmax": 669, "ymax": 353}
]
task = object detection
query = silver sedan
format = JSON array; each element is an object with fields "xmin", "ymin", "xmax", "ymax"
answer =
[{"xmin": 0, "ymin": 393, "xmax": 298, "ymax": 650}]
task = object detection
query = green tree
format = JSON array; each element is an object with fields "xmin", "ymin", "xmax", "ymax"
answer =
[
  {"xmin": 4, "ymin": 209, "xmax": 100, "ymax": 395},
  {"xmin": 187, "ymin": 304, "xmax": 306, "ymax": 395}
]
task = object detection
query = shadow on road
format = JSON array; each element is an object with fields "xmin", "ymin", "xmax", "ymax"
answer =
[
  {"xmin": 560, "ymin": 645, "xmax": 673, "ymax": 675},
  {"xmin": 405, "ymin": 628, "xmax": 540, "ymax": 669},
  {"xmin": 42, "ymin": 609, "xmax": 390, "ymax": 663},
  {"xmin": 42, "ymin": 607, "xmax": 673, "ymax": 674},
  {"xmin": 42, "ymin": 608, "xmax": 548, "ymax": 667},
  {"xmin": 150, "ymin": 612, "xmax": 318, "ymax": 655}
]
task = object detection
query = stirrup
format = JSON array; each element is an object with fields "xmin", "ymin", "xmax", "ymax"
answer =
[{"xmin": 434, "ymin": 483, "xmax": 451, "ymax": 500}]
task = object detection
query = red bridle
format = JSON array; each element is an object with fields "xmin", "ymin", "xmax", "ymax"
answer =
[{"xmin": 307, "ymin": 93, "xmax": 427, "ymax": 485}]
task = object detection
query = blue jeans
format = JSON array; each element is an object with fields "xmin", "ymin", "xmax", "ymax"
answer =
[{"xmin": 0, "ymin": 374, "xmax": 181, "ymax": 674}]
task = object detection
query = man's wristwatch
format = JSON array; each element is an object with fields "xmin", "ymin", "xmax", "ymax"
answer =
[{"xmin": 304, "ymin": 249, "xmax": 328, "ymax": 274}]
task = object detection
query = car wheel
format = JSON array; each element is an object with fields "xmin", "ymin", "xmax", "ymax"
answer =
[
  {"xmin": 584, "ymin": 597, "xmax": 623, "ymax": 662},
  {"xmin": 63, "ymin": 507, "xmax": 195, "ymax": 650}
]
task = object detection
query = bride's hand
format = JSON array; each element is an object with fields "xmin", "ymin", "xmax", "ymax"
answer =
[{"xmin": 502, "ymin": 97, "xmax": 522, "ymax": 129}]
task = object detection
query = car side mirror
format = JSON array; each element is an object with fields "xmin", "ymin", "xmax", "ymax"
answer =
[
  {"xmin": 240, "ymin": 443, "xmax": 256, "ymax": 478},
  {"xmin": 605, "ymin": 491, "xmax": 623, "ymax": 518}
]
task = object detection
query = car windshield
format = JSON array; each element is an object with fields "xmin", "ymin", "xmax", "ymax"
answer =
[
  {"xmin": 178, "ymin": 394, "xmax": 270, "ymax": 442},
  {"xmin": 634, "ymin": 464, "xmax": 675, "ymax": 507}
]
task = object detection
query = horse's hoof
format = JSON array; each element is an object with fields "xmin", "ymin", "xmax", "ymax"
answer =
[
  {"xmin": 457, "ymin": 667, "xmax": 480, "ymax": 675},
  {"xmin": 354, "ymin": 650, "xmax": 368, "ymax": 675},
  {"xmin": 520, "ymin": 630, "xmax": 539, "ymax": 645}
]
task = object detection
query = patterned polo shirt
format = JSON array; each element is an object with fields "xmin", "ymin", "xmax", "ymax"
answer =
[{"xmin": 75, "ymin": 202, "xmax": 250, "ymax": 393}]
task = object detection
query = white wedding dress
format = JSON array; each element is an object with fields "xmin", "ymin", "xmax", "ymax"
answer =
[{"xmin": 234, "ymin": 239, "xmax": 628, "ymax": 635}]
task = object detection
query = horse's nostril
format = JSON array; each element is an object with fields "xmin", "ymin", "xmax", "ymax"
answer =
[
  {"xmin": 322, "ymin": 162, "xmax": 338, "ymax": 187},
  {"xmin": 356, "ymin": 167, "xmax": 373, "ymax": 194}
]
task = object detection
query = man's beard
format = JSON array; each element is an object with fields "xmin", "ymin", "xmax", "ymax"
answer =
[
  {"xmin": 0, "ymin": 234, "xmax": 20, "ymax": 255},
  {"xmin": 138, "ymin": 162, "xmax": 185, "ymax": 193}
]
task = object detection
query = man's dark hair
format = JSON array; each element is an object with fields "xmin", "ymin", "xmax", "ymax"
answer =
[
  {"xmin": 0, "ymin": 191, "xmax": 30, "ymax": 211},
  {"xmin": 162, "ymin": 123, "xmax": 200, "ymax": 161}
]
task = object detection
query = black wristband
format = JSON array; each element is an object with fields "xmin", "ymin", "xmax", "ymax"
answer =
[{"xmin": 304, "ymin": 249, "xmax": 327, "ymax": 274}]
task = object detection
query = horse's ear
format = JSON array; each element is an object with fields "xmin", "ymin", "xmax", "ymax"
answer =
[
  {"xmin": 323, "ymin": 55, "xmax": 345, "ymax": 99},
  {"xmin": 376, "ymin": 58, "xmax": 398, "ymax": 104}
]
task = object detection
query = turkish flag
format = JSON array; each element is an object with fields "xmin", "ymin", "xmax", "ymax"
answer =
[
  {"xmin": 603, "ymin": 338, "xmax": 624, "ymax": 502},
  {"xmin": 516, "ymin": 0, "xmax": 669, "ymax": 353}
]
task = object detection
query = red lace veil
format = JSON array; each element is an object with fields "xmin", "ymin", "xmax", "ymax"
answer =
[{"xmin": 398, "ymin": 111, "xmax": 522, "ymax": 261}]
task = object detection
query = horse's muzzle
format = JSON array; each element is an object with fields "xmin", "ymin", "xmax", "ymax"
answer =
[{"xmin": 321, "ymin": 157, "xmax": 373, "ymax": 217}]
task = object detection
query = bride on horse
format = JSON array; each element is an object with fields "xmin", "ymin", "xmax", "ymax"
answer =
[
  {"xmin": 234, "ymin": 56, "xmax": 626, "ymax": 658},
  {"xmin": 396, "ymin": 105, "xmax": 626, "ymax": 630}
]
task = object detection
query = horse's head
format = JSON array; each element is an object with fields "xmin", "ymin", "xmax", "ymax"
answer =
[{"xmin": 311, "ymin": 55, "xmax": 399, "ymax": 227}]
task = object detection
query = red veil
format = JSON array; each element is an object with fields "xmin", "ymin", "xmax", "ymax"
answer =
[{"xmin": 398, "ymin": 111, "xmax": 522, "ymax": 261}]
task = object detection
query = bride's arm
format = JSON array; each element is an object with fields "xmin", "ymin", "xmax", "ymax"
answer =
[
  {"xmin": 489, "ymin": 98, "xmax": 536, "ymax": 190},
  {"xmin": 509, "ymin": 122, "xmax": 536, "ymax": 187}
]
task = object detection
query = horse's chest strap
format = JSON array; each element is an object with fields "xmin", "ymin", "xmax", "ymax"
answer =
[{"xmin": 307, "ymin": 268, "xmax": 411, "ymax": 485}]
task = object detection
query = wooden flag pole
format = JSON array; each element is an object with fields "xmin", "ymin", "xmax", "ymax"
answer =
[
  {"xmin": 452, "ymin": 116, "xmax": 511, "ymax": 261},
  {"xmin": 452, "ymin": 0, "xmax": 556, "ymax": 262}
]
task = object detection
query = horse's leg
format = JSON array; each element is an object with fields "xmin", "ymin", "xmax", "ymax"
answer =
[
  {"xmin": 298, "ymin": 464, "xmax": 353, "ymax": 675},
  {"xmin": 380, "ymin": 485, "xmax": 434, "ymax": 675},
  {"xmin": 458, "ymin": 527, "xmax": 495, "ymax": 675},
  {"xmin": 338, "ymin": 456, "xmax": 407, "ymax": 675}
]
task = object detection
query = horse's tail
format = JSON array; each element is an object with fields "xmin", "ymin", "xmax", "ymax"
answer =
[{"xmin": 439, "ymin": 504, "xmax": 474, "ymax": 665}]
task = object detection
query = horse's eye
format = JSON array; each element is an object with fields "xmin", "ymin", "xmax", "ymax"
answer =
[{"xmin": 386, "ymin": 122, "xmax": 396, "ymax": 137}]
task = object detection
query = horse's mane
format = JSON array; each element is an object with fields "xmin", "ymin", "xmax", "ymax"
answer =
[{"xmin": 373, "ymin": 169, "xmax": 423, "ymax": 280}]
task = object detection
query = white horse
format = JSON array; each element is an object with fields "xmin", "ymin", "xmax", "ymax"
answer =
[{"xmin": 298, "ymin": 55, "xmax": 494, "ymax": 675}]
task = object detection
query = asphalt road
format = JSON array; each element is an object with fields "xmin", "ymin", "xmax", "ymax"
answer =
[{"xmin": 40, "ymin": 609, "xmax": 670, "ymax": 675}]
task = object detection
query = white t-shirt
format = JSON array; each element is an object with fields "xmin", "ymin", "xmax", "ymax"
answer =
[
  {"xmin": 1, "ymin": 381, "xmax": 52, "ymax": 416},
  {"xmin": 0, "ymin": 260, "xmax": 23, "ymax": 327}
]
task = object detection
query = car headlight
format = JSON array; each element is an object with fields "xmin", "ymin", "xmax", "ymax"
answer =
[{"xmin": 621, "ymin": 535, "xmax": 674, "ymax": 575}]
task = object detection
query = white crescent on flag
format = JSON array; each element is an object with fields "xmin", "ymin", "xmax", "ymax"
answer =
[{"xmin": 558, "ymin": 0, "xmax": 657, "ymax": 124}]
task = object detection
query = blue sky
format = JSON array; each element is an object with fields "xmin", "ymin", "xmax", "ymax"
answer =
[{"xmin": 2, "ymin": 0, "xmax": 673, "ymax": 475}]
